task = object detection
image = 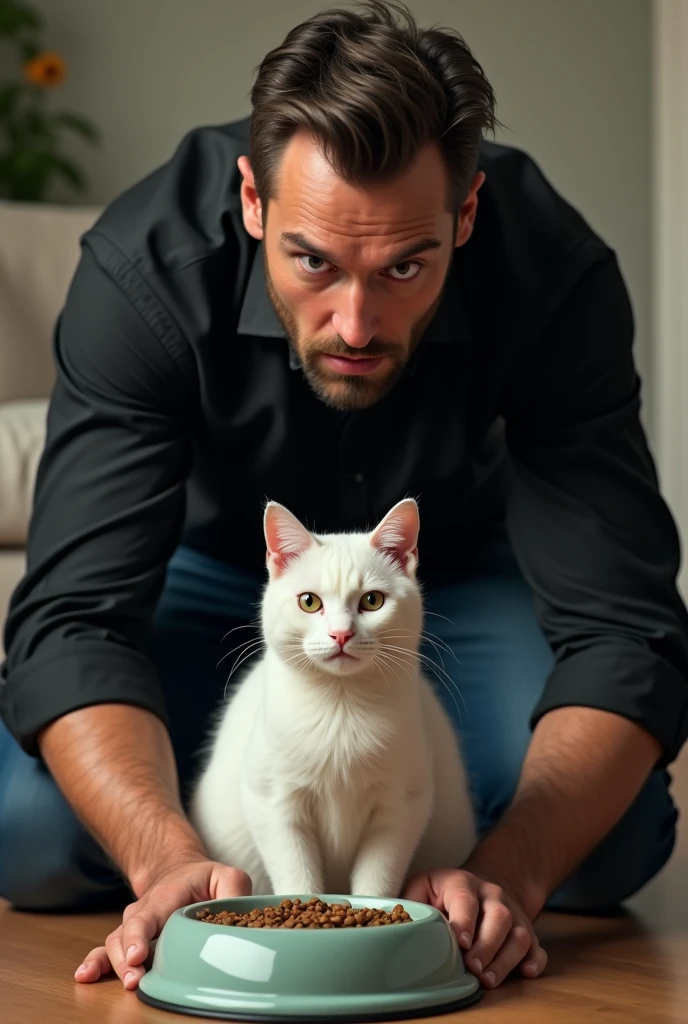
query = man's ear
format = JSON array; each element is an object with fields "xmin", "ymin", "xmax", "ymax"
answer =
[
  {"xmin": 238, "ymin": 155, "xmax": 263, "ymax": 241},
  {"xmin": 454, "ymin": 171, "xmax": 485, "ymax": 248}
]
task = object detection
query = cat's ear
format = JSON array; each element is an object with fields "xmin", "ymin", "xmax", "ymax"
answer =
[
  {"xmin": 264, "ymin": 501, "xmax": 313, "ymax": 577},
  {"xmin": 370, "ymin": 498, "xmax": 420, "ymax": 576}
]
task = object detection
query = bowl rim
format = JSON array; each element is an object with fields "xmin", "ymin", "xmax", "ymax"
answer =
[{"xmin": 179, "ymin": 895, "xmax": 440, "ymax": 933}]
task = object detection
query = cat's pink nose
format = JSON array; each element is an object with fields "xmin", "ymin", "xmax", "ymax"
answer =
[{"xmin": 330, "ymin": 629, "xmax": 354, "ymax": 648}]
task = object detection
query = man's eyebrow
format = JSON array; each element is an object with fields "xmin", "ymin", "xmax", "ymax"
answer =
[{"xmin": 280, "ymin": 231, "xmax": 443, "ymax": 266}]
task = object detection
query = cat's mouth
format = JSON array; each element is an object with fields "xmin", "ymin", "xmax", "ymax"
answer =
[{"xmin": 327, "ymin": 650, "xmax": 357, "ymax": 661}]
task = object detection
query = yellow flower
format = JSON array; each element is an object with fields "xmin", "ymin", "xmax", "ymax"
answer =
[{"xmin": 23, "ymin": 52, "xmax": 67, "ymax": 88}]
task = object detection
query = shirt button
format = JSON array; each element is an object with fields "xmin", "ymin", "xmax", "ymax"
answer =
[{"xmin": 353, "ymin": 472, "xmax": 364, "ymax": 483}]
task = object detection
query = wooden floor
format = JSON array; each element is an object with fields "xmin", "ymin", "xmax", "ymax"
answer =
[{"xmin": 2, "ymin": 751, "xmax": 687, "ymax": 1024}]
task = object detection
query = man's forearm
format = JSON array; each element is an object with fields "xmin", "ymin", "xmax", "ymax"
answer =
[
  {"xmin": 462, "ymin": 706, "xmax": 663, "ymax": 919},
  {"xmin": 38, "ymin": 703, "xmax": 206, "ymax": 897}
]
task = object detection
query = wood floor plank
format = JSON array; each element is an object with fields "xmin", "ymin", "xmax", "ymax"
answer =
[{"xmin": 2, "ymin": 750, "xmax": 687, "ymax": 1023}]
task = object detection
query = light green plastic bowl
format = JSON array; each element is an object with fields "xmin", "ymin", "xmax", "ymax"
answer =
[{"xmin": 137, "ymin": 893, "xmax": 481, "ymax": 1021}]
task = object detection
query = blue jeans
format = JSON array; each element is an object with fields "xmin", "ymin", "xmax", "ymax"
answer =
[{"xmin": 0, "ymin": 532, "xmax": 678, "ymax": 912}]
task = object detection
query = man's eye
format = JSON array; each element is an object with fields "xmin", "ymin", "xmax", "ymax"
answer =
[
  {"xmin": 387, "ymin": 262, "xmax": 421, "ymax": 281},
  {"xmin": 298, "ymin": 255, "xmax": 332, "ymax": 275}
]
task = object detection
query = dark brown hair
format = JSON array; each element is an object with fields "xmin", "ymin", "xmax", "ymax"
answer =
[{"xmin": 249, "ymin": 0, "xmax": 497, "ymax": 215}]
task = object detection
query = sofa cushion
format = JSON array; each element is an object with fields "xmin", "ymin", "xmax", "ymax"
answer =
[
  {"xmin": 0, "ymin": 549, "xmax": 26, "ymax": 657},
  {"xmin": 0, "ymin": 399, "xmax": 48, "ymax": 546},
  {"xmin": 0, "ymin": 200, "xmax": 101, "ymax": 402}
]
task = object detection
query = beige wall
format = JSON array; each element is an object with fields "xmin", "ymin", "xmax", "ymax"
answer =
[{"xmin": 28, "ymin": 0, "xmax": 653, "ymax": 419}]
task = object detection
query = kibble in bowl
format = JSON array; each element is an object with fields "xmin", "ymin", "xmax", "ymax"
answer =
[{"xmin": 196, "ymin": 896, "xmax": 413, "ymax": 929}]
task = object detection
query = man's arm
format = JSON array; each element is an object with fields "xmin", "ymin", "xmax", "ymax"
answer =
[
  {"xmin": 410, "ymin": 705, "xmax": 663, "ymax": 990},
  {"xmin": 40, "ymin": 704, "xmax": 251, "ymax": 994},
  {"xmin": 0, "ymin": 245, "xmax": 252, "ymax": 989},
  {"xmin": 1, "ymin": 244, "xmax": 200, "ymax": 892},
  {"xmin": 462, "ymin": 705, "xmax": 663, "ymax": 920},
  {"xmin": 491, "ymin": 250, "xmax": 688, "ymax": 902},
  {"xmin": 1, "ymin": 244, "xmax": 194, "ymax": 753},
  {"xmin": 38, "ymin": 704, "xmax": 206, "ymax": 897},
  {"xmin": 502, "ymin": 252, "xmax": 688, "ymax": 770},
  {"xmin": 405, "ymin": 252, "xmax": 688, "ymax": 991}
]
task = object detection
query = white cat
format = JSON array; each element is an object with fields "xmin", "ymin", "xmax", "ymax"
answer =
[{"xmin": 189, "ymin": 498, "xmax": 476, "ymax": 897}]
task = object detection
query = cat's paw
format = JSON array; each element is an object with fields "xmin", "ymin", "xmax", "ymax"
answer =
[
  {"xmin": 270, "ymin": 878, "xmax": 325, "ymax": 896},
  {"xmin": 350, "ymin": 877, "xmax": 400, "ymax": 899}
]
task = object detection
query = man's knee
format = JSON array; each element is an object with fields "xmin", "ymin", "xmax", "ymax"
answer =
[{"xmin": 546, "ymin": 769, "xmax": 678, "ymax": 913}]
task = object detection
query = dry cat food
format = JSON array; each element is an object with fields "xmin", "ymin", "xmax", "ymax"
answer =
[{"xmin": 196, "ymin": 897, "xmax": 413, "ymax": 928}]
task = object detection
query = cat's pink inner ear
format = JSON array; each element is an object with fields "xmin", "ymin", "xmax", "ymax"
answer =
[
  {"xmin": 370, "ymin": 499, "xmax": 420, "ymax": 574},
  {"xmin": 264, "ymin": 502, "xmax": 313, "ymax": 575}
]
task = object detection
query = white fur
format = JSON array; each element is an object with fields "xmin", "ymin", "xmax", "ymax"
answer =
[{"xmin": 189, "ymin": 500, "xmax": 477, "ymax": 897}]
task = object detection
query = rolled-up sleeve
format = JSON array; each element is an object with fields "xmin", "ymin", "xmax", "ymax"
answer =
[
  {"xmin": 0, "ymin": 241, "xmax": 195, "ymax": 755},
  {"xmin": 504, "ymin": 251, "xmax": 688, "ymax": 767}
]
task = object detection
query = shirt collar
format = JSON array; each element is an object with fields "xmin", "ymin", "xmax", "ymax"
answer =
[{"xmin": 236, "ymin": 239, "xmax": 472, "ymax": 363}]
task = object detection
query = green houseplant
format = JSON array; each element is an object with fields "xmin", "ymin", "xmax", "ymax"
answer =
[{"xmin": 0, "ymin": 0, "xmax": 100, "ymax": 202}]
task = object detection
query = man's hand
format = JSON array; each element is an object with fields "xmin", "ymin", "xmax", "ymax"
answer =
[
  {"xmin": 403, "ymin": 866, "xmax": 547, "ymax": 989},
  {"xmin": 74, "ymin": 859, "xmax": 252, "ymax": 989}
]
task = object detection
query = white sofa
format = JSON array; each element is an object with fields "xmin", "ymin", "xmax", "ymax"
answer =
[{"xmin": 0, "ymin": 200, "xmax": 101, "ymax": 656}]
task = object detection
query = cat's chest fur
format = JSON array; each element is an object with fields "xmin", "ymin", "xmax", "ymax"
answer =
[{"xmin": 249, "ymin": 656, "xmax": 427, "ymax": 793}]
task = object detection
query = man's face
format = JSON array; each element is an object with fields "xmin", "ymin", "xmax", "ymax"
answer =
[{"xmin": 240, "ymin": 132, "xmax": 481, "ymax": 410}]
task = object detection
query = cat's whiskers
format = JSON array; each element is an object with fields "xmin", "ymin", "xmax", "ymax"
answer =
[
  {"xmin": 376, "ymin": 630, "xmax": 452, "ymax": 677},
  {"xmin": 379, "ymin": 642, "xmax": 463, "ymax": 697},
  {"xmin": 372, "ymin": 648, "xmax": 418, "ymax": 684},
  {"xmin": 422, "ymin": 627, "xmax": 461, "ymax": 661},
  {"xmin": 372, "ymin": 651, "xmax": 420, "ymax": 697},
  {"xmin": 281, "ymin": 651, "xmax": 316, "ymax": 675},
  {"xmin": 220, "ymin": 620, "xmax": 261, "ymax": 644},
  {"xmin": 377, "ymin": 643, "xmax": 466, "ymax": 723},
  {"xmin": 216, "ymin": 636, "xmax": 265, "ymax": 670},
  {"xmin": 223, "ymin": 640, "xmax": 267, "ymax": 698},
  {"xmin": 379, "ymin": 630, "xmax": 448, "ymax": 670},
  {"xmin": 371, "ymin": 654, "xmax": 394, "ymax": 690},
  {"xmin": 424, "ymin": 609, "xmax": 459, "ymax": 627},
  {"xmin": 378, "ymin": 627, "xmax": 460, "ymax": 668},
  {"xmin": 377, "ymin": 636, "xmax": 463, "ymax": 691}
]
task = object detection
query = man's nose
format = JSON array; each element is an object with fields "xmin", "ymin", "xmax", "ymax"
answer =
[
  {"xmin": 332, "ymin": 288, "xmax": 379, "ymax": 348},
  {"xmin": 329, "ymin": 629, "xmax": 354, "ymax": 648}
]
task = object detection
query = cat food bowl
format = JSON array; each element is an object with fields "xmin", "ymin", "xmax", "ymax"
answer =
[{"xmin": 137, "ymin": 893, "xmax": 482, "ymax": 1021}]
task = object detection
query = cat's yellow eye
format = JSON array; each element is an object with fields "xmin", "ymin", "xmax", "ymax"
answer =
[
  {"xmin": 298, "ymin": 593, "xmax": 322, "ymax": 613},
  {"xmin": 360, "ymin": 591, "xmax": 385, "ymax": 612}
]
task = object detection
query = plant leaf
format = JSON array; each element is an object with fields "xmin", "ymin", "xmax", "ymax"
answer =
[
  {"xmin": 0, "ymin": 1, "xmax": 42, "ymax": 38},
  {"xmin": 0, "ymin": 146, "xmax": 54, "ymax": 202},
  {"xmin": 52, "ymin": 155, "xmax": 87, "ymax": 192},
  {"xmin": 21, "ymin": 40, "xmax": 41, "ymax": 62},
  {"xmin": 25, "ymin": 106, "xmax": 55, "ymax": 141},
  {"xmin": 54, "ymin": 112, "xmax": 100, "ymax": 143},
  {"xmin": 0, "ymin": 82, "xmax": 23, "ymax": 117}
]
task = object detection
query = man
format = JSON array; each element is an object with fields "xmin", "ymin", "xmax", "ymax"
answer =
[{"xmin": 1, "ymin": 0, "xmax": 687, "ymax": 996}]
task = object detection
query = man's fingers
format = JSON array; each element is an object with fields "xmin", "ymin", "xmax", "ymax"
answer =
[
  {"xmin": 122, "ymin": 907, "xmax": 160, "ymax": 968},
  {"xmin": 477, "ymin": 924, "xmax": 534, "ymax": 988},
  {"xmin": 105, "ymin": 925, "xmax": 144, "ymax": 989},
  {"xmin": 402, "ymin": 873, "xmax": 431, "ymax": 905},
  {"xmin": 212, "ymin": 865, "xmax": 253, "ymax": 899},
  {"xmin": 520, "ymin": 941, "xmax": 548, "ymax": 979},
  {"xmin": 465, "ymin": 895, "xmax": 513, "ymax": 975},
  {"xmin": 443, "ymin": 881, "xmax": 481, "ymax": 950},
  {"xmin": 74, "ymin": 946, "xmax": 110, "ymax": 983}
]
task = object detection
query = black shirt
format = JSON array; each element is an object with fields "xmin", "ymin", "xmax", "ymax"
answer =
[{"xmin": 2, "ymin": 116, "xmax": 688, "ymax": 765}]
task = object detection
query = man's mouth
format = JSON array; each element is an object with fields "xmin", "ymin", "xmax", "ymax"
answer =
[{"xmin": 319, "ymin": 354, "xmax": 387, "ymax": 376}]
